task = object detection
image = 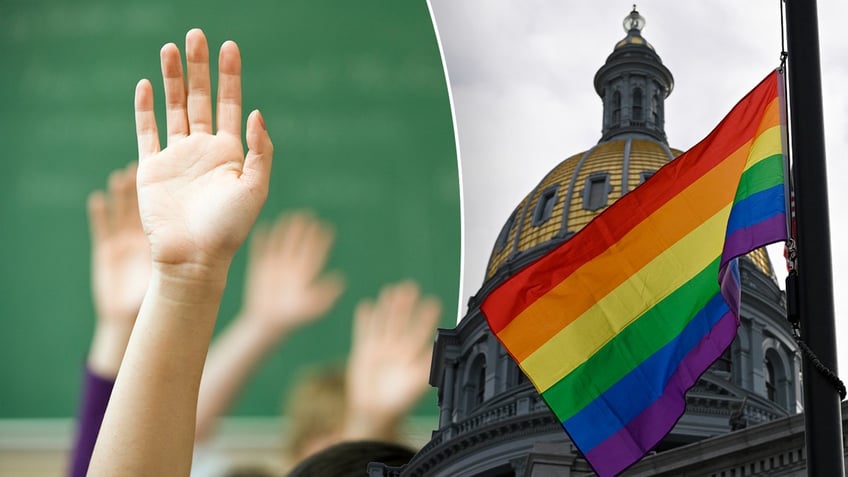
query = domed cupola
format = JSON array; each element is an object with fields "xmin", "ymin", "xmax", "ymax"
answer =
[
  {"xmin": 483, "ymin": 6, "xmax": 778, "ymax": 288},
  {"xmin": 594, "ymin": 6, "xmax": 674, "ymax": 143},
  {"xmin": 483, "ymin": 7, "xmax": 683, "ymax": 287}
]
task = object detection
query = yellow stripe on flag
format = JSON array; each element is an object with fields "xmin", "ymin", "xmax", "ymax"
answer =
[
  {"xmin": 520, "ymin": 204, "xmax": 732, "ymax": 392},
  {"xmin": 744, "ymin": 125, "xmax": 781, "ymax": 171},
  {"xmin": 496, "ymin": 145, "xmax": 750, "ymax": 361}
]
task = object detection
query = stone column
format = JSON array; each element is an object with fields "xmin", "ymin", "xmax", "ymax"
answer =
[{"xmin": 439, "ymin": 359, "xmax": 457, "ymax": 428}]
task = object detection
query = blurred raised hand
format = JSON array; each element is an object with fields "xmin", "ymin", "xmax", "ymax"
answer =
[
  {"xmin": 241, "ymin": 211, "xmax": 345, "ymax": 333},
  {"xmin": 86, "ymin": 163, "xmax": 150, "ymax": 378},
  {"xmin": 195, "ymin": 211, "xmax": 344, "ymax": 442},
  {"xmin": 344, "ymin": 282, "xmax": 442, "ymax": 441},
  {"xmin": 71, "ymin": 163, "xmax": 150, "ymax": 477}
]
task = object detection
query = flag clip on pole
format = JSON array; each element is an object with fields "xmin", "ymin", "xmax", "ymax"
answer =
[{"xmin": 777, "ymin": 62, "xmax": 801, "ymax": 327}]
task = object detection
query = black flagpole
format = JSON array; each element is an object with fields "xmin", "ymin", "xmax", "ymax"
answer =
[{"xmin": 784, "ymin": 0, "xmax": 845, "ymax": 475}]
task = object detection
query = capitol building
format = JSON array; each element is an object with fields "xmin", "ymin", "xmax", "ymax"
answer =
[{"xmin": 372, "ymin": 8, "xmax": 848, "ymax": 477}]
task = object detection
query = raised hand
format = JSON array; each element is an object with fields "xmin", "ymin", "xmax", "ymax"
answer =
[
  {"xmin": 241, "ymin": 211, "xmax": 345, "ymax": 333},
  {"xmin": 134, "ymin": 29, "xmax": 273, "ymax": 273},
  {"xmin": 88, "ymin": 163, "xmax": 150, "ymax": 322},
  {"xmin": 88, "ymin": 30, "xmax": 273, "ymax": 477},
  {"xmin": 344, "ymin": 282, "xmax": 442, "ymax": 440},
  {"xmin": 86, "ymin": 163, "xmax": 151, "ymax": 377},
  {"xmin": 194, "ymin": 211, "xmax": 343, "ymax": 442}
]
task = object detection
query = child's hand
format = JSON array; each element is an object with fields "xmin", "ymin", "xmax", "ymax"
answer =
[{"xmin": 134, "ymin": 29, "xmax": 273, "ymax": 277}]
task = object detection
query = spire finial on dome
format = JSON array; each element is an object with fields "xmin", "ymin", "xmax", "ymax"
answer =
[
  {"xmin": 595, "ymin": 5, "xmax": 674, "ymax": 144},
  {"xmin": 623, "ymin": 5, "xmax": 646, "ymax": 33}
]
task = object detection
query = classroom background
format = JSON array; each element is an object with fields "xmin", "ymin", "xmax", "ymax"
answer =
[{"xmin": 0, "ymin": 0, "xmax": 460, "ymax": 473}]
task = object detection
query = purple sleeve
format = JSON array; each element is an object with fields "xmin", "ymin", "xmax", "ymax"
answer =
[{"xmin": 68, "ymin": 367, "xmax": 115, "ymax": 477}]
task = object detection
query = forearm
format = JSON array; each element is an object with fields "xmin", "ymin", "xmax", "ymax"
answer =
[
  {"xmin": 88, "ymin": 265, "xmax": 228, "ymax": 477},
  {"xmin": 195, "ymin": 314, "xmax": 289, "ymax": 442}
]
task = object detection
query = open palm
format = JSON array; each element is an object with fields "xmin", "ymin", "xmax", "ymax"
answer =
[
  {"xmin": 241, "ymin": 212, "xmax": 344, "ymax": 333},
  {"xmin": 134, "ymin": 29, "xmax": 272, "ymax": 269},
  {"xmin": 88, "ymin": 163, "xmax": 151, "ymax": 322},
  {"xmin": 345, "ymin": 282, "xmax": 442, "ymax": 438}
]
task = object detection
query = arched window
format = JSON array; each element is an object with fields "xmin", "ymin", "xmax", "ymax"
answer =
[
  {"xmin": 583, "ymin": 173, "xmax": 613, "ymax": 211},
  {"xmin": 475, "ymin": 363, "xmax": 486, "ymax": 405},
  {"xmin": 632, "ymin": 88, "xmax": 643, "ymax": 122},
  {"xmin": 765, "ymin": 359, "xmax": 776, "ymax": 402},
  {"xmin": 763, "ymin": 347, "xmax": 791, "ymax": 408},
  {"xmin": 652, "ymin": 94, "xmax": 659, "ymax": 124},
  {"xmin": 612, "ymin": 91, "xmax": 622, "ymax": 126},
  {"xmin": 494, "ymin": 211, "xmax": 516, "ymax": 253},
  {"xmin": 465, "ymin": 354, "xmax": 487, "ymax": 410},
  {"xmin": 532, "ymin": 186, "xmax": 558, "ymax": 226}
]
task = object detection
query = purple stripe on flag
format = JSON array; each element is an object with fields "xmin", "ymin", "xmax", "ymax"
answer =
[
  {"xmin": 584, "ymin": 312, "xmax": 738, "ymax": 477},
  {"xmin": 721, "ymin": 214, "xmax": 786, "ymax": 268}
]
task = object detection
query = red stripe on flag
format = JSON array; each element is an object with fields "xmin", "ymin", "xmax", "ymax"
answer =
[{"xmin": 483, "ymin": 75, "xmax": 778, "ymax": 333}]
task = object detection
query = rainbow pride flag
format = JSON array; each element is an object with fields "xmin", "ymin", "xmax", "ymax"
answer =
[{"xmin": 480, "ymin": 71, "xmax": 787, "ymax": 477}]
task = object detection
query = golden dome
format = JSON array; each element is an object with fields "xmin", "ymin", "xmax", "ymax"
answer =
[
  {"xmin": 482, "ymin": 7, "xmax": 776, "ymax": 291},
  {"xmin": 485, "ymin": 138, "xmax": 778, "ymax": 282}
]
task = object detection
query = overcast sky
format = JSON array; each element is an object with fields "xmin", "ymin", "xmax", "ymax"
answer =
[{"xmin": 428, "ymin": 1, "xmax": 848, "ymax": 372}]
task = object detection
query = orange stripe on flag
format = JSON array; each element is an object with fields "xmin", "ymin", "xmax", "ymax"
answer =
[
  {"xmin": 495, "ymin": 123, "xmax": 782, "ymax": 362},
  {"xmin": 484, "ymin": 98, "xmax": 780, "ymax": 335}
]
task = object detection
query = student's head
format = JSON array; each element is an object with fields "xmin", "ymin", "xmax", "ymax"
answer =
[
  {"xmin": 286, "ymin": 440, "xmax": 415, "ymax": 477},
  {"xmin": 284, "ymin": 366, "xmax": 347, "ymax": 462}
]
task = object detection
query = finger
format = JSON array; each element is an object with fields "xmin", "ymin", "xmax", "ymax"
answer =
[
  {"xmin": 185, "ymin": 28, "xmax": 213, "ymax": 134},
  {"xmin": 298, "ymin": 217, "xmax": 335, "ymax": 277},
  {"xmin": 411, "ymin": 345, "xmax": 434, "ymax": 389},
  {"xmin": 372, "ymin": 283, "xmax": 403, "ymax": 340},
  {"xmin": 242, "ymin": 222, "xmax": 269, "ymax": 293},
  {"xmin": 110, "ymin": 168, "xmax": 131, "ymax": 231},
  {"xmin": 124, "ymin": 162, "xmax": 142, "ymax": 230},
  {"xmin": 385, "ymin": 282, "xmax": 420, "ymax": 338},
  {"xmin": 410, "ymin": 325, "xmax": 435, "ymax": 373},
  {"xmin": 216, "ymin": 40, "xmax": 242, "ymax": 137},
  {"xmin": 160, "ymin": 43, "xmax": 188, "ymax": 144},
  {"xmin": 275, "ymin": 212, "xmax": 305, "ymax": 261},
  {"xmin": 405, "ymin": 299, "xmax": 438, "ymax": 386},
  {"xmin": 246, "ymin": 222, "xmax": 270, "ymax": 271},
  {"xmin": 372, "ymin": 284, "xmax": 395, "ymax": 337},
  {"xmin": 134, "ymin": 79, "xmax": 161, "ymax": 160},
  {"xmin": 285, "ymin": 212, "xmax": 320, "ymax": 271},
  {"xmin": 243, "ymin": 110, "xmax": 273, "ymax": 192},
  {"xmin": 87, "ymin": 190, "xmax": 109, "ymax": 244},
  {"xmin": 351, "ymin": 300, "xmax": 375, "ymax": 350}
]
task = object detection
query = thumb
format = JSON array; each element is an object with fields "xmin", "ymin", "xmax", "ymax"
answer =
[{"xmin": 243, "ymin": 110, "xmax": 274, "ymax": 191}]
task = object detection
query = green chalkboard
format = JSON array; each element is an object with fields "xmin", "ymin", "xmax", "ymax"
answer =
[{"xmin": 0, "ymin": 0, "xmax": 459, "ymax": 418}]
